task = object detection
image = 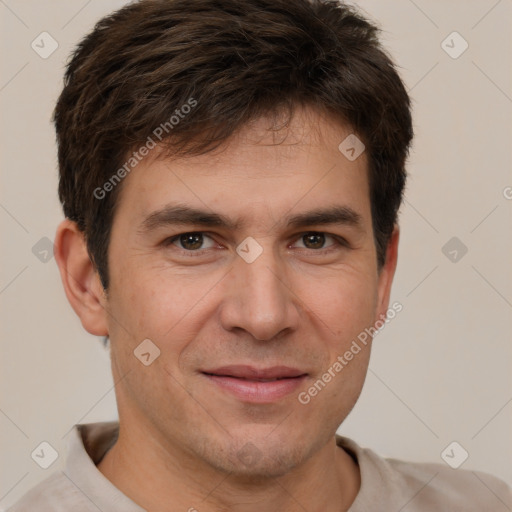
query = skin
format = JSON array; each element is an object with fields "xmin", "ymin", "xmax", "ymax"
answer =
[{"xmin": 55, "ymin": 105, "xmax": 399, "ymax": 512}]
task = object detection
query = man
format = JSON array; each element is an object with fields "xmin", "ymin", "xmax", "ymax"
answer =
[{"xmin": 9, "ymin": 0, "xmax": 511, "ymax": 510}]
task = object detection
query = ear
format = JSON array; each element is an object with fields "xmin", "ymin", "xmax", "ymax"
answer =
[
  {"xmin": 54, "ymin": 219, "xmax": 109, "ymax": 336},
  {"xmin": 375, "ymin": 225, "xmax": 400, "ymax": 321}
]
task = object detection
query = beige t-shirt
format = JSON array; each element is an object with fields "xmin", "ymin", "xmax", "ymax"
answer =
[{"xmin": 8, "ymin": 421, "xmax": 512, "ymax": 511}]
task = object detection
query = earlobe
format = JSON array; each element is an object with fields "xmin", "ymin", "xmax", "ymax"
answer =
[
  {"xmin": 54, "ymin": 219, "xmax": 109, "ymax": 336},
  {"xmin": 376, "ymin": 225, "xmax": 400, "ymax": 321}
]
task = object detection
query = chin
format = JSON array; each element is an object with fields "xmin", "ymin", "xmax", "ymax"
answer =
[{"xmin": 194, "ymin": 430, "xmax": 314, "ymax": 479}]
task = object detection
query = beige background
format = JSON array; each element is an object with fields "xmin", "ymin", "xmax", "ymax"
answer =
[{"xmin": 1, "ymin": 0, "xmax": 511, "ymax": 508}]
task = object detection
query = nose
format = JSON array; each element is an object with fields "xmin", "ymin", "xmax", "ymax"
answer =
[{"xmin": 219, "ymin": 244, "xmax": 301, "ymax": 341}]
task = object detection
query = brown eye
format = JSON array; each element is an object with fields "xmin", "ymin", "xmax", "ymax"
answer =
[
  {"xmin": 292, "ymin": 232, "xmax": 347, "ymax": 251},
  {"xmin": 178, "ymin": 233, "xmax": 203, "ymax": 250},
  {"xmin": 302, "ymin": 232, "xmax": 327, "ymax": 249},
  {"xmin": 169, "ymin": 232, "xmax": 216, "ymax": 251}
]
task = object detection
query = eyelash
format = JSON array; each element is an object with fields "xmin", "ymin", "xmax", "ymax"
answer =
[{"xmin": 162, "ymin": 231, "xmax": 350, "ymax": 256}]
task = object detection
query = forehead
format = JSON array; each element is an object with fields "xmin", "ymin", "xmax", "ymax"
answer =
[{"xmin": 113, "ymin": 106, "xmax": 371, "ymax": 230}]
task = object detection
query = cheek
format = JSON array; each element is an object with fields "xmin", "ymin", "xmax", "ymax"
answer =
[
  {"xmin": 296, "ymin": 269, "xmax": 378, "ymax": 343},
  {"xmin": 108, "ymin": 263, "xmax": 204, "ymax": 340}
]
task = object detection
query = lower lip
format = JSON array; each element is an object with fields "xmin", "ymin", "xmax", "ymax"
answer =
[{"xmin": 204, "ymin": 374, "xmax": 307, "ymax": 403}]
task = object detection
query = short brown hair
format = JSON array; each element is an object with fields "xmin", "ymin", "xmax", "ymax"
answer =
[{"xmin": 54, "ymin": 0, "xmax": 413, "ymax": 290}]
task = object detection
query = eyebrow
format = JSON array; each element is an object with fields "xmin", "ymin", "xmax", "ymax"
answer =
[{"xmin": 138, "ymin": 203, "xmax": 364, "ymax": 235}]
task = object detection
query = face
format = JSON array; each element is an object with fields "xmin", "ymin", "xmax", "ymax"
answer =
[{"xmin": 102, "ymin": 106, "xmax": 396, "ymax": 477}]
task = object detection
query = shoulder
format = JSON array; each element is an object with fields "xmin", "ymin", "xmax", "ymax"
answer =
[
  {"xmin": 337, "ymin": 436, "xmax": 512, "ymax": 511},
  {"xmin": 6, "ymin": 471, "xmax": 96, "ymax": 512},
  {"xmin": 386, "ymin": 457, "xmax": 512, "ymax": 510}
]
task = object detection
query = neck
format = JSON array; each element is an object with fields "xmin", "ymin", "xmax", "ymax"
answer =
[{"xmin": 97, "ymin": 421, "xmax": 360, "ymax": 512}]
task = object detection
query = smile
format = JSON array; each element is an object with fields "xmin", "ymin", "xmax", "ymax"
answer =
[{"xmin": 201, "ymin": 365, "xmax": 308, "ymax": 403}]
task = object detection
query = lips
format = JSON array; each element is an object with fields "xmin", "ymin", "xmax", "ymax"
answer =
[
  {"xmin": 202, "ymin": 365, "xmax": 307, "ymax": 380},
  {"xmin": 201, "ymin": 365, "xmax": 308, "ymax": 403}
]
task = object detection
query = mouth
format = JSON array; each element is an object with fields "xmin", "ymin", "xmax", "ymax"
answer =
[{"xmin": 201, "ymin": 365, "xmax": 308, "ymax": 403}]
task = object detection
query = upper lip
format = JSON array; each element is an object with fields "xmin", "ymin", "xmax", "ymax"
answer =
[{"xmin": 201, "ymin": 365, "xmax": 307, "ymax": 380}]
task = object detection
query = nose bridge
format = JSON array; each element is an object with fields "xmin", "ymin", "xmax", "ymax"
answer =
[
  {"xmin": 220, "ymin": 239, "xmax": 299, "ymax": 341},
  {"xmin": 244, "ymin": 249, "xmax": 285, "ymax": 307}
]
